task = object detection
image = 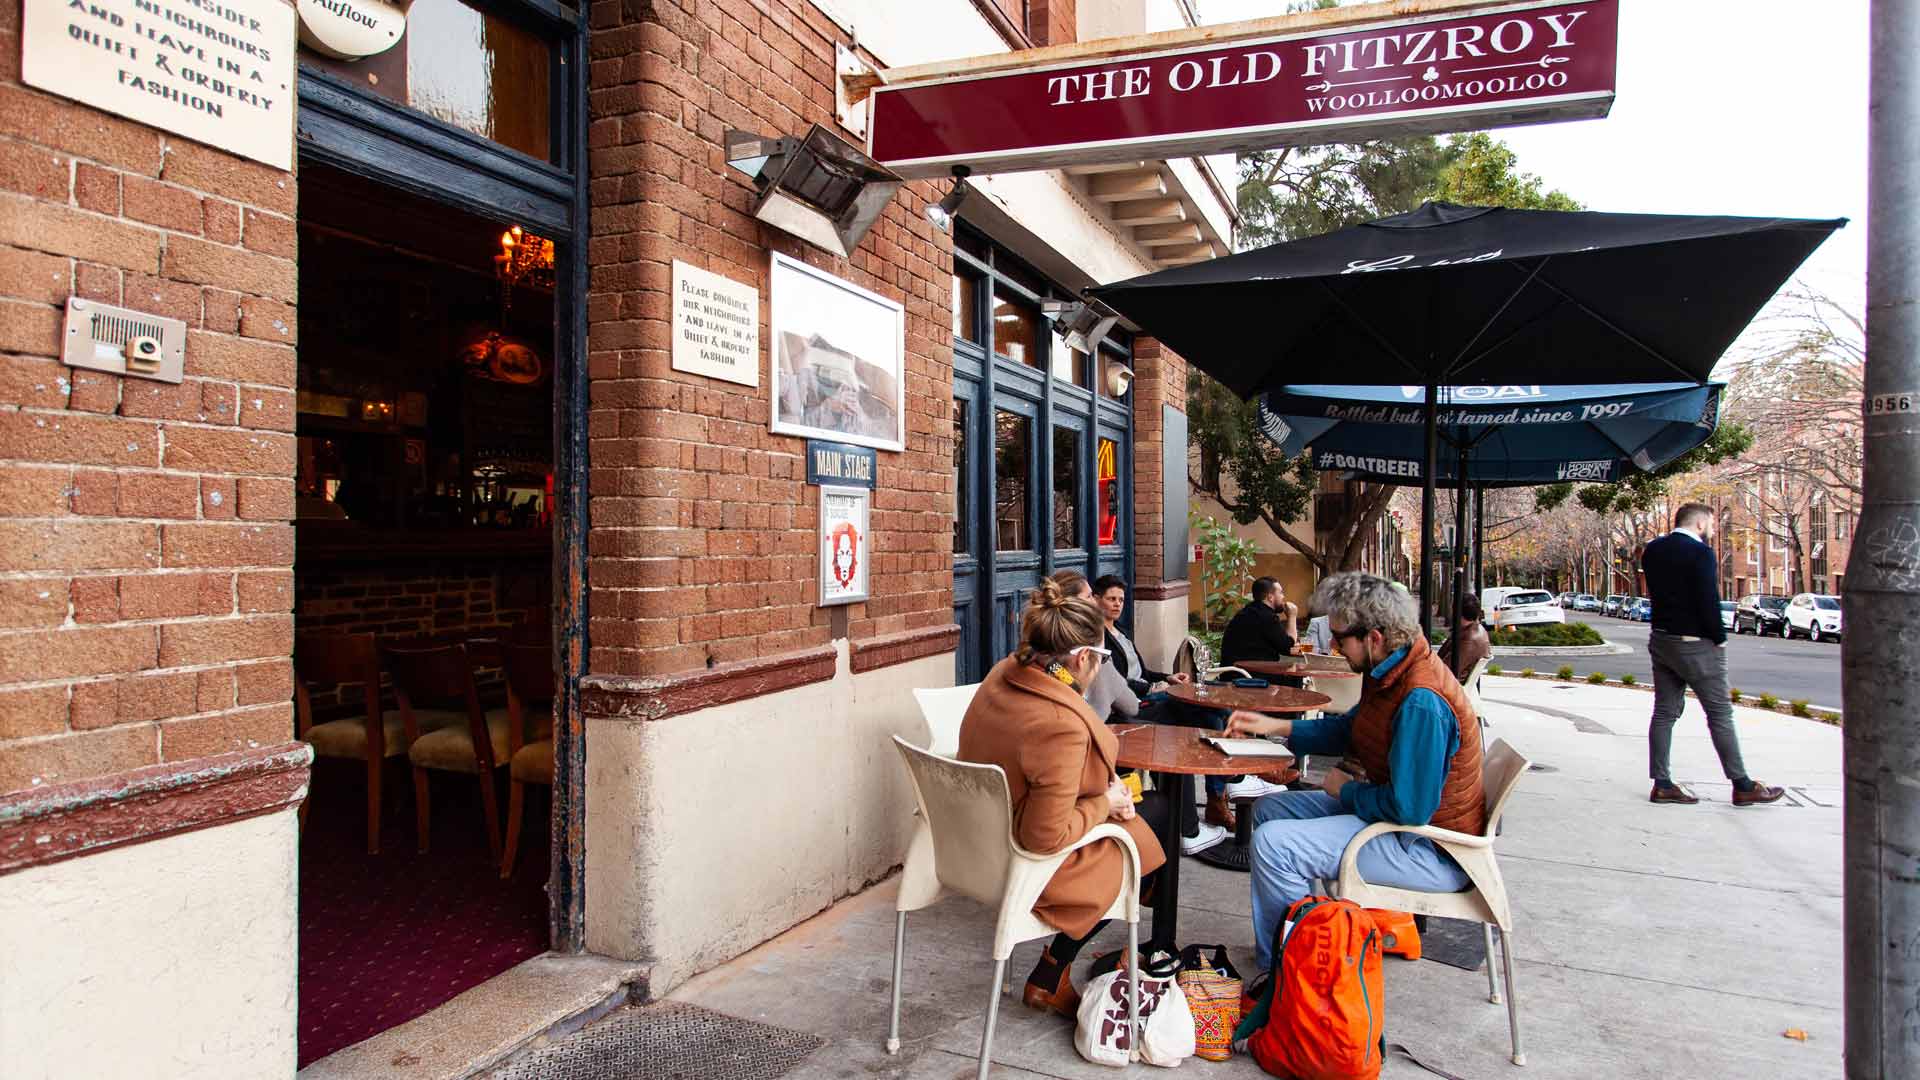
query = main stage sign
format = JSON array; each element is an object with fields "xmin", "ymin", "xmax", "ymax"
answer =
[{"xmin": 867, "ymin": 0, "xmax": 1616, "ymax": 178}]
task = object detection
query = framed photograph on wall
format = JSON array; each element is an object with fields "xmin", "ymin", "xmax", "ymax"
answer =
[
  {"xmin": 769, "ymin": 251, "xmax": 906, "ymax": 452},
  {"xmin": 818, "ymin": 485, "xmax": 871, "ymax": 606}
]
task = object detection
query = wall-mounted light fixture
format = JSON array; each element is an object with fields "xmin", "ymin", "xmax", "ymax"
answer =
[
  {"xmin": 925, "ymin": 166, "xmax": 972, "ymax": 233},
  {"xmin": 1042, "ymin": 298, "xmax": 1121, "ymax": 356},
  {"xmin": 725, "ymin": 125, "xmax": 902, "ymax": 258},
  {"xmin": 1104, "ymin": 358, "xmax": 1136, "ymax": 397}
]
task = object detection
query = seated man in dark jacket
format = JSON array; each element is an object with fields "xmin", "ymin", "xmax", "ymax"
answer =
[{"xmin": 1221, "ymin": 577, "xmax": 1299, "ymax": 666}]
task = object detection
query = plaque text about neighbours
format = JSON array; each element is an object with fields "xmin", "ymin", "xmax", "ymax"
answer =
[
  {"xmin": 23, "ymin": 0, "xmax": 298, "ymax": 170},
  {"xmin": 671, "ymin": 260, "xmax": 761, "ymax": 388}
]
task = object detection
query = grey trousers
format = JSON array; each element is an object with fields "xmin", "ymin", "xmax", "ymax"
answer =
[{"xmin": 1647, "ymin": 631, "xmax": 1749, "ymax": 783}]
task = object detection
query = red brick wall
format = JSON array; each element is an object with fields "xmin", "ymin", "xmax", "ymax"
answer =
[
  {"xmin": 0, "ymin": 1, "xmax": 298, "ymax": 794},
  {"xmin": 583, "ymin": 0, "xmax": 954, "ymax": 679},
  {"xmin": 1028, "ymin": 0, "xmax": 1076, "ymax": 46},
  {"xmin": 1130, "ymin": 336, "xmax": 1187, "ymax": 589}
]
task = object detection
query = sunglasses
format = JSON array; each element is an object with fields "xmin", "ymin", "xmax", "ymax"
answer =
[
  {"xmin": 1329, "ymin": 625, "xmax": 1372, "ymax": 643},
  {"xmin": 1069, "ymin": 644, "xmax": 1113, "ymax": 660}
]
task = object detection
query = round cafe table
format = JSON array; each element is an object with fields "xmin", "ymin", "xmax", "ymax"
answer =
[{"xmin": 1114, "ymin": 682, "xmax": 1326, "ymax": 954}]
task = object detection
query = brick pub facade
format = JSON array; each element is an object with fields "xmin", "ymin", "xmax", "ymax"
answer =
[{"xmin": 0, "ymin": 0, "xmax": 1223, "ymax": 1072}]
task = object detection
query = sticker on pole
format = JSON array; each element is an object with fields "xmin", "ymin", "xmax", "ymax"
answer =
[{"xmin": 1867, "ymin": 392, "xmax": 1916, "ymax": 415}]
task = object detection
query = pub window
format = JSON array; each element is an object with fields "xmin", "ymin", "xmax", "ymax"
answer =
[
  {"xmin": 953, "ymin": 399, "xmax": 969, "ymax": 555},
  {"xmin": 1097, "ymin": 437, "xmax": 1120, "ymax": 546},
  {"xmin": 954, "ymin": 269, "xmax": 982, "ymax": 344},
  {"xmin": 1052, "ymin": 426, "xmax": 1081, "ymax": 549},
  {"xmin": 995, "ymin": 410, "xmax": 1031, "ymax": 551},
  {"xmin": 1051, "ymin": 330, "xmax": 1089, "ymax": 387},
  {"xmin": 993, "ymin": 294, "xmax": 1041, "ymax": 368},
  {"xmin": 300, "ymin": 0, "xmax": 556, "ymax": 162}
]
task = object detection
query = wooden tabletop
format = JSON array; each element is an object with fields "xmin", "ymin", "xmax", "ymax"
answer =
[
  {"xmin": 1113, "ymin": 723, "xmax": 1296, "ymax": 776},
  {"xmin": 1165, "ymin": 682, "xmax": 1330, "ymax": 714},
  {"xmin": 1237, "ymin": 659, "xmax": 1361, "ymax": 680}
]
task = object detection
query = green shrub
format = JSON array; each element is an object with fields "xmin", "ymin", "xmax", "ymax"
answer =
[
  {"xmin": 1814, "ymin": 709, "xmax": 1842, "ymax": 726},
  {"xmin": 1758, "ymin": 692, "xmax": 1780, "ymax": 709},
  {"xmin": 1519, "ymin": 667, "xmax": 1535, "ymax": 678},
  {"xmin": 1586, "ymin": 670, "xmax": 1607, "ymax": 684},
  {"xmin": 1620, "ymin": 673, "xmax": 1637, "ymax": 686},
  {"xmin": 1556, "ymin": 665, "xmax": 1575, "ymax": 680},
  {"xmin": 1494, "ymin": 622, "xmax": 1605, "ymax": 647},
  {"xmin": 1485, "ymin": 663, "xmax": 1502, "ymax": 676},
  {"xmin": 1790, "ymin": 699, "xmax": 1811, "ymax": 717},
  {"xmin": 1729, "ymin": 687, "xmax": 1742, "ymax": 703}
]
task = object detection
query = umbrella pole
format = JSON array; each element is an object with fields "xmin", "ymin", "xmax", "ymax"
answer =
[
  {"xmin": 1474, "ymin": 486, "xmax": 1487, "ymax": 599},
  {"xmin": 1451, "ymin": 442, "xmax": 1470, "ymax": 645},
  {"xmin": 1419, "ymin": 384, "xmax": 1438, "ymax": 635}
]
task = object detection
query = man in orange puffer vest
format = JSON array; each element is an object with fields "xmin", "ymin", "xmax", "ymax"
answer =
[{"xmin": 1226, "ymin": 572, "xmax": 1483, "ymax": 975}]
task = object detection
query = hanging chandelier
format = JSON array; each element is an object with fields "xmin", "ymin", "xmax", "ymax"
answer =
[{"xmin": 493, "ymin": 225, "xmax": 555, "ymax": 292}]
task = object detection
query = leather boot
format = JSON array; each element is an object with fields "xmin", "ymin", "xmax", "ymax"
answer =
[
  {"xmin": 1022, "ymin": 947, "xmax": 1080, "ymax": 1016},
  {"xmin": 1205, "ymin": 790, "xmax": 1237, "ymax": 830}
]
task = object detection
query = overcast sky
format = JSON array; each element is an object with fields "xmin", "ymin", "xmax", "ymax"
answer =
[{"xmin": 1198, "ymin": 0, "xmax": 1869, "ymax": 316}]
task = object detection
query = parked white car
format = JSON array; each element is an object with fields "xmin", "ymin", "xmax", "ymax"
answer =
[
  {"xmin": 1783, "ymin": 593, "xmax": 1843, "ymax": 642},
  {"xmin": 1487, "ymin": 588, "xmax": 1566, "ymax": 629},
  {"xmin": 1719, "ymin": 600, "xmax": 1736, "ymax": 630}
]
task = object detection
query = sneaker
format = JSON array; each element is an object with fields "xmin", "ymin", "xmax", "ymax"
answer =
[
  {"xmin": 1181, "ymin": 822, "xmax": 1229, "ymax": 855},
  {"xmin": 1223, "ymin": 775, "xmax": 1288, "ymax": 800}
]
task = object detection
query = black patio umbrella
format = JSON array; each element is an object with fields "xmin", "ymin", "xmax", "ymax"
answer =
[{"xmin": 1089, "ymin": 201, "xmax": 1843, "ymax": 623}]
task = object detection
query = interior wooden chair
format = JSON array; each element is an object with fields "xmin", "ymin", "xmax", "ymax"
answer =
[
  {"xmin": 382, "ymin": 639, "xmax": 513, "ymax": 861},
  {"xmin": 499, "ymin": 641, "xmax": 556, "ymax": 878},
  {"xmin": 295, "ymin": 632, "xmax": 462, "ymax": 854}
]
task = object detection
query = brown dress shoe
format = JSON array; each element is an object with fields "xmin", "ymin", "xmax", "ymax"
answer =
[
  {"xmin": 1733, "ymin": 782, "xmax": 1786, "ymax": 806},
  {"xmin": 1022, "ymin": 949, "xmax": 1080, "ymax": 1017},
  {"xmin": 1205, "ymin": 790, "xmax": 1237, "ymax": 829},
  {"xmin": 1650, "ymin": 783, "xmax": 1699, "ymax": 804}
]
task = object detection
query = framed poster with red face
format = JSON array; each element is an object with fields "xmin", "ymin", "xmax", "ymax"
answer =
[{"xmin": 818, "ymin": 484, "xmax": 871, "ymax": 606}]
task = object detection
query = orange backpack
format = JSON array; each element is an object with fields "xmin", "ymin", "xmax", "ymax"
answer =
[{"xmin": 1234, "ymin": 896, "xmax": 1385, "ymax": 1080}]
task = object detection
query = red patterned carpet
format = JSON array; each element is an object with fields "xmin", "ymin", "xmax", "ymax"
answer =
[{"xmin": 298, "ymin": 760, "xmax": 551, "ymax": 1067}]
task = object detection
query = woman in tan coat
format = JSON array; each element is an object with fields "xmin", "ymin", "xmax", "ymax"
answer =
[{"xmin": 958, "ymin": 577, "xmax": 1169, "ymax": 1016}]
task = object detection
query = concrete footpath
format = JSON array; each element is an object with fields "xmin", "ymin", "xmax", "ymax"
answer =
[{"xmin": 669, "ymin": 677, "xmax": 1842, "ymax": 1079}]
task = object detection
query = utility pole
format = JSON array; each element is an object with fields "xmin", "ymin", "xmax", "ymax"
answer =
[{"xmin": 1847, "ymin": 4, "xmax": 1920, "ymax": 1074}]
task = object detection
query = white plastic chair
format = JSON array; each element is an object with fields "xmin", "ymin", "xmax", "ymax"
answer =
[
  {"xmin": 1303, "ymin": 672, "xmax": 1363, "ymax": 716},
  {"xmin": 886, "ymin": 736, "xmax": 1145, "ymax": 1077},
  {"xmin": 1322, "ymin": 738, "xmax": 1532, "ymax": 1066},
  {"xmin": 1462, "ymin": 655, "xmax": 1492, "ymax": 730},
  {"xmin": 912, "ymin": 684, "xmax": 980, "ymax": 757},
  {"xmin": 1203, "ymin": 665, "xmax": 1251, "ymax": 681}
]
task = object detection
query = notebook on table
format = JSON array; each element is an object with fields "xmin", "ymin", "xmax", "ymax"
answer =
[{"xmin": 1199, "ymin": 737, "xmax": 1295, "ymax": 758}]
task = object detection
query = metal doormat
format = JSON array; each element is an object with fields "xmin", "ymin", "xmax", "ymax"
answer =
[{"xmin": 490, "ymin": 1002, "xmax": 826, "ymax": 1080}]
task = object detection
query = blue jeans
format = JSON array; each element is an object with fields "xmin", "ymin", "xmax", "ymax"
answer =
[{"xmin": 1248, "ymin": 791, "xmax": 1471, "ymax": 971}]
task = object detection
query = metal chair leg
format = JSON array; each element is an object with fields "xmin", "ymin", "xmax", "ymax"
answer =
[
  {"xmin": 886, "ymin": 911, "xmax": 906, "ymax": 1055},
  {"xmin": 1500, "ymin": 926, "xmax": 1525, "ymax": 1066},
  {"xmin": 977, "ymin": 958, "xmax": 1007, "ymax": 1080},
  {"xmin": 1126, "ymin": 918, "xmax": 1141, "ymax": 1064},
  {"xmin": 1484, "ymin": 923, "xmax": 1502, "ymax": 1004}
]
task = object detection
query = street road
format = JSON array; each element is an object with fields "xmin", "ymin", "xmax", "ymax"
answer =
[{"xmin": 1509, "ymin": 615, "xmax": 1843, "ymax": 710}]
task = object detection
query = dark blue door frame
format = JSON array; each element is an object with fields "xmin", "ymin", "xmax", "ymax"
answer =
[{"xmin": 951, "ymin": 230, "xmax": 1135, "ymax": 683}]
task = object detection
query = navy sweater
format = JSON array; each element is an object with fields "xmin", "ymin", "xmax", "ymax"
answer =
[{"xmin": 1641, "ymin": 531, "xmax": 1726, "ymax": 644}]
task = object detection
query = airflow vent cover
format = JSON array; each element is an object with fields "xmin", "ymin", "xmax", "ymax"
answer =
[{"xmin": 62, "ymin": 298, "xmax": 186, "ymax": 383}]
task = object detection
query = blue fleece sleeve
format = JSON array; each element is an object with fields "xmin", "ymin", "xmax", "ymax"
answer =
[
  {"xmin": 1285, "ymin": 708, "xmax": 1352, "ymax": 757},
  {"xmin": 1338, "ymin": 689, "xmax": 1459, "ymax": 825}
]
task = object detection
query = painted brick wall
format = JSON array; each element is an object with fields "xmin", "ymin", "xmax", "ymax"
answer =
[
  {"xmin": 1130, "ymin": 336, "xmax": 1187, "ymax": 589},
  {"xmin": 0, "ymin": 2, "xmax": 299, "ymax": 794},
  {"xmin": 583, "ymin": 0, "xmax": 954, "ymax": 678}
]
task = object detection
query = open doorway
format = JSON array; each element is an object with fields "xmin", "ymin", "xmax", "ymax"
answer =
[{"xmin": 292, "ymin": 163, "xmax": 563, "ymax": 1066}]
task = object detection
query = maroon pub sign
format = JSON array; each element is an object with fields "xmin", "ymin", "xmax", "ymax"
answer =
[{"xmin": 868, "ymin": 0, "xmax": 1618, "ymax": 179}]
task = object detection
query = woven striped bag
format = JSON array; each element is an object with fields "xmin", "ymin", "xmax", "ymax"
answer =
[{"xmin": 1177, "ymin": 944, "xmax": 1242, "ymax": 1062}]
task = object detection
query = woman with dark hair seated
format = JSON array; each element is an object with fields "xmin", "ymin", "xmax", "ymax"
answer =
[{"xmin": 958, "ymin": 577, "xmax": 1170, "ymax": 1016}]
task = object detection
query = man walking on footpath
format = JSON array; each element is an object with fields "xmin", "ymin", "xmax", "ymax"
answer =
[{"xmin": 1641, "ymin": 503, "xmax": 1784, "ymax": 806}]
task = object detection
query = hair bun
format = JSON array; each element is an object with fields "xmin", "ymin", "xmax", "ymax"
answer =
[{"xmin": 1030, "ymin": 579, "xmax": 1066, "ymax": 609}]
